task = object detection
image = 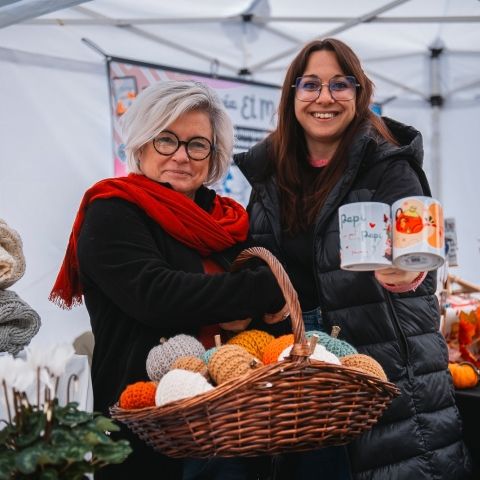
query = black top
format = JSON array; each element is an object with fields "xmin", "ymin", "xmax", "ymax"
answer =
[
  {"xmin": 281, "ymin": 163, "xmax": 325, "ymax": 311},
  {"xmin": 76, "ymin": 186, "xmax": 284, "ymax": 479},
  {"xmin": 282, "ymin": 224, "xmax": 316, "ymax": 312}
]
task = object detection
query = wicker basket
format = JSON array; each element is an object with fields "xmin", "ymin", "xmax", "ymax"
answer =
[{"xmin": 110, "ymin": 247, "xmax": 400, "ymax": 458}]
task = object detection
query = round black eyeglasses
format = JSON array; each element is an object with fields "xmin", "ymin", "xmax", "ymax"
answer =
[{"xmin": 153, "ymin": 130, "xmax": 214, "ymax": 161}]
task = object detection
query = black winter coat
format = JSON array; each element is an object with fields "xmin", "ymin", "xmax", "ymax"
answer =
[
  {"xmin": 76, "ymin": 186, "xmax": 285, "ymax": 480},
  {"xmin": 235, "ymin": 118, "xmax": 471, "ymax": 480}
]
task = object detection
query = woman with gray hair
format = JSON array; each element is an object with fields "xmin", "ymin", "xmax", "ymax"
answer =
[{"xmin": 50, "ymin": 80, "xmax": 287, "ymax": 479}]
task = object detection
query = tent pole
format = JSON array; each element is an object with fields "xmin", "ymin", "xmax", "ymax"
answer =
[{"xmin": 429, "ymin": 40, "xmax": 444, "ymax": 202}]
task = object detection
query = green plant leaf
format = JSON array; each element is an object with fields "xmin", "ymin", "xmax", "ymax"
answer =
[
  {"xmin": 50, "ymin": 428, "xmax": 77, "ymax": 446},
  {"xmin": 94, "ymin": 415, "xmax": 120, "ymax": 433},
  {"xmin": 0, "ymin": 423, "xmax": 15, "ymax": 445},
  {"xmin": 15, "ymin": 410, "xmax": 46, "ymax": 448},
  {"xmin": 0, "ymin": 449, "xmax": 16, "ymax": 480},
  {"xmin": 15, "ymin": 445, "xmax": 42, "ymax": 474},
  {"xmin": 54, "ymin": 403, "xmax": 92, "ymax": 427},
  {"xmin": 39, "ymin": 468, "xmax": 59, "ymax": 480},
  {"xmin": 83, "ymin": 430, "xmax": 111, "ymax": 446},
  {"xmin": 62, "ymin": 460, "xmax": 93, "ymax": 479},
  {"xmin": 93, "ymin": 440, "xmax": 132, "ymax": 464}
]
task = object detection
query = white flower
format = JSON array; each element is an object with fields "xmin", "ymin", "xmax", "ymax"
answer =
[
  {"xmin": 0, "ymin": 355, "xmax": 32, "ymax": 390},
  {"xmin": 10, "ymin": 359, "xmax": 35, "ymax": 392},
  {"xmin": 48, "ymin": 343, "xmax": 75, "ymax": 377},
  {"xmin": 25, "ymin": 342, "xmax": 75, "ymax": 377}
]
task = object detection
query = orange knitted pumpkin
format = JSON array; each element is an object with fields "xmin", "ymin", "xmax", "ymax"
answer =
[
  {"xmin": 227, "ymin": 329, "xmax": 274, "ymax": 359},
  {"xmin": 448, "ymin": 362, "xmax": 479, "ymax": 389},
  {"xmin": 262, "ymin": 334, "xmax": 294, "ymax": 365},
  {"xmin": 119, "ymin": 381, "xmax": 157, "ymax": 409}
]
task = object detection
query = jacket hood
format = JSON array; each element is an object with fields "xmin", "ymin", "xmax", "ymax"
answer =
[{"xmin": 363, "ymin": 116, "xmax": 424, "ymax": 168}]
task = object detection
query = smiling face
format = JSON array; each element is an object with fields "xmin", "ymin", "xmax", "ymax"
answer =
[
  {"xmin": 294, "ymin": 50, "xmax": 356, "ymax": 158},
  {"xmin": 138, "ymin": 110, "xmax": 212, "ymax": 199}
]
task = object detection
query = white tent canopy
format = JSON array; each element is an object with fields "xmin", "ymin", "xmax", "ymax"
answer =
[{"xmin": 1, "ymin": 0, "xmax": 480, "ymax": 345}]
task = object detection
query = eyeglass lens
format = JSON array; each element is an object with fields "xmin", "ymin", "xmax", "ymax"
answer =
[
  {"xmin": 295, "ymin": 76, "xmax": 358, "ymax": 102},
  {"xmin": 153, "ymin": 131, "xmax": 212, "ymax": 160}
]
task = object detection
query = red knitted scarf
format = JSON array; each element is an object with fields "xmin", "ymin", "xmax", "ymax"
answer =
[{"xmin": 49, "ymin": 173, "xmax": 249, "ymax": 309}]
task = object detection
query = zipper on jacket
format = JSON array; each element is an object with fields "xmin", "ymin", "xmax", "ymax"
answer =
[{"xmin": 384, "ymin": 290, "xmax": 414, "ymax": 381}]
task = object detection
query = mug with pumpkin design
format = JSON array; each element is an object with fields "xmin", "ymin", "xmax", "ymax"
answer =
[
  {"xmin": 392, "ymin": 196, "xmax": 445, "ymax": 271},
  {"xmin": 339, "ymin": 202, "xmax": 392, "ymax": 271}
]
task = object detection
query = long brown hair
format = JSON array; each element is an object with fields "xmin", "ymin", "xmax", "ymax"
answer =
[{"xmin": 270, "ymin": 38, "xmax": 397, "ymax": 234}]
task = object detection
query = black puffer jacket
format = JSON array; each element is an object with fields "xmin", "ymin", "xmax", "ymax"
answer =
[{"xmin": 235, "ymin": 118, "xmax": 471, "ymax": 480}]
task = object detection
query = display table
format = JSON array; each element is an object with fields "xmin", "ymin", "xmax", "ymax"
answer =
[{"xmin": 455, "ymin": 385, "xmax": 480, "ymax": 476}]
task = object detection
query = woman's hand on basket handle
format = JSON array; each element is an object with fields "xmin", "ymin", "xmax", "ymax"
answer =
[
  {"xmin": 219, "ymin": 318, "xmax": 252, "ymax": 332},
  {"xmin": 263, "ymin": 303, "xmax": 289, "ymax": 325}
]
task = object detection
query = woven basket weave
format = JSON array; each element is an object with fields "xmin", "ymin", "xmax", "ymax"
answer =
[{"xmin": 110, "ymin": 247, "xmax": 400, "ymax": 458}]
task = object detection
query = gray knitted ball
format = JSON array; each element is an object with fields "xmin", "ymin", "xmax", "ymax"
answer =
[
  {"xmin": 146, "ymin": 334, "xmax": 206, "ymax": 382},
  {"xmin": 0, "ymin": 290, "xmax": 41, "ymax": 355}
]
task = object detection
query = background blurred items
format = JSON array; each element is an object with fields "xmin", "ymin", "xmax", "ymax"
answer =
[
  {"xmin": 0, "ymin": 290, "xmax": 41, "ymax": 355},
  {"xmin": 73, "ymin": 330, "xmax": 94, "ymax": 367},
  {"xmin": 0, "ymin": 218, "xmax": 26, "ymax": 290}
]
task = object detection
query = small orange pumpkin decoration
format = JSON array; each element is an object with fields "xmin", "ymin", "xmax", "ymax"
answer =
[{"xmin": 448, "ymin": 362, "xmax": 479, "ymax": 389}]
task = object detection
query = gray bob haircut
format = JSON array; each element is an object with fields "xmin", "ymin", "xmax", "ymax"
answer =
[{"xmin": 121, "ymin": 80, "xmax": 234, "ymax": 185}]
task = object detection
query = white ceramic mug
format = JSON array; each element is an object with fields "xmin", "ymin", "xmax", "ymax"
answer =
[
  {"xmin": 338, "ymin": 202, "xmax": 392, "ymax": 271},
  {"xmin": 392, "ymin": 196, "xmax": 445, "ymax": 271}
]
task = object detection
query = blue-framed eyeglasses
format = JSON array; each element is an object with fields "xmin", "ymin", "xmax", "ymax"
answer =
[
  {"xmin": 292, "ymin": 75, "xmax": 360, "ymax": 102},
  {"xmin": 152, "ymin": 130, "xmax": 214, "ymax": 161}
]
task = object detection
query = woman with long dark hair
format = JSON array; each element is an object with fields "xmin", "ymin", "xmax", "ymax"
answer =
[{"xmin": 235, "ymin": 38, "xmax": 471, "ymax": 480}]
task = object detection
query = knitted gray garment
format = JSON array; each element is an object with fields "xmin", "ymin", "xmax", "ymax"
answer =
[
  {"xmin": 0, "ymin": 219, "xmax": 26, "ymax": 290},
  {"xmin": 0, "ymin": 290, "xmax": 41, "ymax": 355}
]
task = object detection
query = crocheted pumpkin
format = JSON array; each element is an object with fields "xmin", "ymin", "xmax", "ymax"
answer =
[
  {"xmin": 155, "ymin": 369, "xmax": 214, "ymax": 406},
  {"xmin": 305, "ymin": 330, "xmax": 357, "ymax": 357},
  {"xmin": 208, "ymin": 344, "xmax": 262, "ymax": 385},
  {"xmin": 146, "ymin": 334, "xmax": 205, "ymax": 382},
  {"xmin": 340, "ymin": 354, "xmax": 388, "ymax": 381},
  {"xmin": 202, "ymin": 346, "xmax": 218, "ymax": 365},
  {"xmin": 119, "ymin": 381, "xmax": 156, "ymax": 409},
  {"xmin": 171, "ymin": 355, "xmax": 208, "ymax": 378},
  {"xmin": 227, "ymin": 329, "xmax": 275, "ymax": 359},
  {"xmin": 262, "ymin": 334, "xmax": 294, "ymax": 365},
  {"xmin": 279, "ymin": 343, "xmax": 341, "ymax": 365},
  {"xmin": 448, "ymin": 362, "xmax": 479, "ymax": 389}
]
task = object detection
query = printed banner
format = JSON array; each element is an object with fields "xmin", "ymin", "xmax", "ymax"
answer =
[{"xmin": 107, "ymin": 59, "xmax": 280, "ymax": 205}]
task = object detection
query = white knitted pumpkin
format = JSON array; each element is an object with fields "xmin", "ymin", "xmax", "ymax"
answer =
[
  {"xmin": 155, "ymin": 369, "xmax": 213, "ymax": 406},
  {"xmin": 278, "ymin": 343, "xmax": 341, "ymax": 365}
]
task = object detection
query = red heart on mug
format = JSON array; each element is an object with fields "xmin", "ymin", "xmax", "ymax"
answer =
[{"xmin": 369, "ymin": 222, "xmax": 376, "ymax": 228}]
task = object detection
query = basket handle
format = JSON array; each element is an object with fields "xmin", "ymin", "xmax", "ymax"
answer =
[{"xmin": 231, "ymin": 247, "xmax": 311, "ymax": 361}]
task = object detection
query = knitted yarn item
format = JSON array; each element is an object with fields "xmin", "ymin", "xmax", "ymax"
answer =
[
  {"xmin": 227, "ymin": 329, "xmax": 275, "ymax": 359},
  {"xmin": 278, "ymin": 343, "xmax": 341, "ymax": 365},
  {"xmin": 305, "ymin": 330, "xmax": 357, "ymax": 357},
  {"xmin": 262, "ymin": 334, "xmax": 294, "ymax": 365},
  {"xmin": 146, "ymin": 334, "xmax": 206, "ymax": 382},
  {"xmin": 0, "ymin": 219, "xmax": 26, "ymax": 290},
  {"xmin": 340, "ymin": 354, "xmax": 388, "ymax": 381},
  {"xmin": 155, "ymin": 369, "xmax": 214, "ymax": 407},
  {"xmin": 208, "ymin": 344, "xmax": 262, "ymax": 385},
  {"xmin": 0, "ymin": 290, "xmax": 41, "ymax": 355},
  {"xmin": 171, "ymin": 355, "xmax": 208, "ymax": 378},
  {"xmin": 203, "ymin": 346, "xmax": 218, "ymax": 365},
  {"xmin": 119, "ymin": 381, "xmax": 156, "ymax": 409}
]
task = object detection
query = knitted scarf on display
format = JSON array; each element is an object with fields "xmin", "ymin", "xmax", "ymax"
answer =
[
  {"xmin": 49, "ymin": 173, "xmax": 249, "ymax": 309},
  {"xmin": 0, "ymin": 290, "xmax": 41, "ymax": 355}
]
